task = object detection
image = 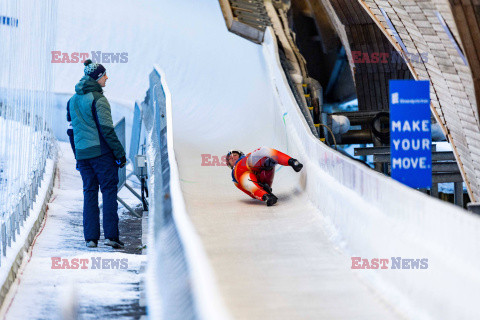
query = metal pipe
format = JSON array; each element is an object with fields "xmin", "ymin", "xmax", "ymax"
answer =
[
  {"xmin": 117, "ymin": 196, "xmax": 142, "ymax": 218},
  {"xmin": 339, "ymin": 130, "xmax": 373, "ymax": 145},
  {"xmin": 125, "ymin": 183, "xmax": 143, "ymax": 202}
]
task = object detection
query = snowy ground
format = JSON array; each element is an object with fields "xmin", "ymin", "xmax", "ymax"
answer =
[{"xmin": 0, "ymin": 142, "xmax": 146, "ymax": 320}]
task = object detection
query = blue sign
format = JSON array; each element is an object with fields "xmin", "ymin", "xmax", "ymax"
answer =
[{"xmin": 390, "ymin": 80, "xmax": 432, "ymax": 188}]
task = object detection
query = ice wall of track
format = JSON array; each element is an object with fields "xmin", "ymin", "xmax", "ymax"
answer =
[{"xmin": 261, "ymin": 28, "xmax": 480, "ymax": 319}]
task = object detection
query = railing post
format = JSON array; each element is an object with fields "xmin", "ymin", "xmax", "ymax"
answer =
[
  {"xmin": 6, "ymin": 219, "xmax": 11, "ymax": 248},
  {"xmin": 0, "ymin": 223, "xmax": 4, "ymax": 255},
  {"xmin": 10, "ymin": 213, "xmax": 16, "ymax": 242},
  {"xmin": 22, "ymin": 193, "xmax": 28, "ymax": 220},
  {"xmin": 29, "ymin": 182, "xmax": 34, "ymax": 208},
  {"xmin": 15, "ymin": 203, "xmax": 21, "ymax": 234}
]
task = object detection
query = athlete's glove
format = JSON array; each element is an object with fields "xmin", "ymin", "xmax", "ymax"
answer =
[{"xmin": 115, "ymin": 156, "xmax": 127, "ymax": 168}]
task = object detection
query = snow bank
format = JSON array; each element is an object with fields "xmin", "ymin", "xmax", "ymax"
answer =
[{"xmin": 0, "ymin": 158, "xmax": 56, "ymax": 306}]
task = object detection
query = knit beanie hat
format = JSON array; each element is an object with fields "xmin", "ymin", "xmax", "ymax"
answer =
[{"xmin": 84, "ymin": 59, "xmax": 106, "ymax": 81}]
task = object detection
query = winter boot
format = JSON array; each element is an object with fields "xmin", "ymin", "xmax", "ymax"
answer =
[
  {"xmin": 105, "ymin": 239, "xmax": 125, "ymax": 249},
  {"xmin": 86, "ymin": 240, "xmax": 98, "ymax": 248},
  {"xmin": 288, "ymin": 158, "xmax": 303, "ymax": 172}
]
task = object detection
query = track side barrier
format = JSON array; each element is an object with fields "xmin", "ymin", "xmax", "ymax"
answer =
[
  {"xmin": 144, "ymin": 67, "xmax": 231, "ymax": 320},
  {"xmin": 262, "ymin": 26, "xmax": 480, "ymax": 320}
]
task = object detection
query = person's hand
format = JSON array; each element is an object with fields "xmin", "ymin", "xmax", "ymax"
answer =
[{"xmin": 116, "ymin": 156, "xmax": 127, "ymax": 168}]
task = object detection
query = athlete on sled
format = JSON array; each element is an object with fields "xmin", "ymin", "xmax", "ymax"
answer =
[{"xmin": 226, "ymin": 147, "xmax": 303, "ymax": 206}]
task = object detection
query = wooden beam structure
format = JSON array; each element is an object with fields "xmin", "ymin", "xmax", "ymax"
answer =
[
  {"xmin": 218, "ymin": 0, "xmax": 270, "ymax": 43},
  {"xmin": 313, "ymin": 0, "xmax": 414, "ymax": 112},
  {"xmin": 357, "ymin": 0, "xmax": 480, "ymax": 201}
]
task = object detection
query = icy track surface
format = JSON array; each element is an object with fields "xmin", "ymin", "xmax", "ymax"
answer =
[
  {"xmin": 176, "ymin": 147, "xmax": 403, "ymax": 319},
  {"xmin": 0, "ymin": 143, "xmax": 145, "ymax": 320}
]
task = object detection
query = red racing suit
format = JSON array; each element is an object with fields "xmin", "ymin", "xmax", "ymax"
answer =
[{"xmin": 231, "ymin": 147, "xmax": 292, "ymax": 200}]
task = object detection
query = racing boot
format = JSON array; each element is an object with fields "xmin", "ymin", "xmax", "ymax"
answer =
[
  {"xmin": 257, "ymin": 182, "xmax": 273, "ymax": 194},
  {"xmin": 262, "ymin": 193, "xmax": 278, "ymax": 206},
  {"xmin": 288, "ymin": 158, "xmax": 303, "ymax": 172}
]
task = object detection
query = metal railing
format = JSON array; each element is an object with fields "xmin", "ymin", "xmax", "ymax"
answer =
[
  {"xmin": 113, "ymin": 116, "xmax": 144, "ymax": 218},
  {"xmin": 143, "ymin": 67, "xmax": 197, "ymax": 320},
  {"xmin": 129, "ymin": 102, "xmax": 143, "ymax": 164},
  {"xmin": 129, "ymin": 101, "xmax": 149, "ymax": 211},
  {"xmin": 0, "ymin": 0, "xmax": 57, "ymax": 264}
]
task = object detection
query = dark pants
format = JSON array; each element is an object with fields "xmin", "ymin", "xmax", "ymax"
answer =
[
  {"xmin": 257, "ymin": 168, "xmax": 275, "ymax": 187},
  {"xmin": 256, "ymin": 157, "xmax": 276, "ymax": 187},
  {"xmin": 77, "ymin": 152, "xmax": 119, "ymax": 242}
]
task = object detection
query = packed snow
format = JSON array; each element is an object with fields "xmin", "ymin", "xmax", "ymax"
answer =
[{"xmin": 0, "ymin": 143, "xmax": 146, "ymax": 320}]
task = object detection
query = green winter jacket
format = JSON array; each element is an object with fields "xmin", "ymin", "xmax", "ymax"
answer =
[{"xmin": 67, "ymin": 75, "xmax": 125, "ymax": 160}]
